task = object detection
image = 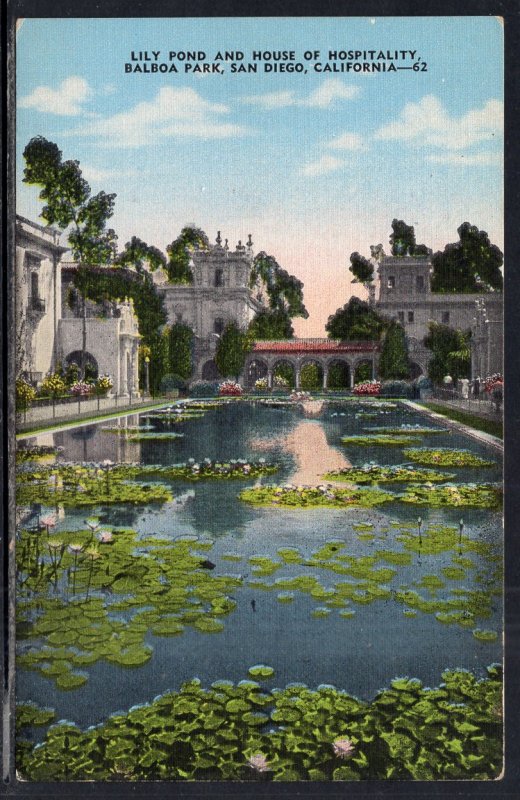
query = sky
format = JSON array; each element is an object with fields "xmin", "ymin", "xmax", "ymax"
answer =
[{"xmin": 16, "ymin": 17, "xmax": 503, "ymax": 336}]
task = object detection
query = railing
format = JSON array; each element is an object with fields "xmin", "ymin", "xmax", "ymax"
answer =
[
  {"xmin": 430, "ymin": 386, "xmax": 499, "ymax": 415},
  {"xmin": 16, "ymin": 390, "xmax": 152, "ymax": 429}
]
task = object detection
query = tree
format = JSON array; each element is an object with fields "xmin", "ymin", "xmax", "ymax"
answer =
[
  {"xmin": 248, "ymin": 309, "xmax": 294, "ymax": 340},
  {"xmin": 23, "ymin": 137, "xmax": 117, "ymax": 378},
  {"xmin": 424, "ymin": 322, "xmax": 471, "ymax": 384},
  {"xmin": 116, "ymin": 236, "xmax": 166, "ymax": 274},
  {"xmin": 166, "ymin": 225, "xmax": 209, "ymax": 283},
  {"xmin": 326, "ymin": 297, "xmax": 386, "ymax": 341},
  {"xmin": 215, "ymin": 323, "xmax": 251, "ymax": 380},
  {"xmin": 378, "ymin": 321, "xmax": 410, "ymax": 379},
  {"xmin": 349, "ymin": 252, "xmax": 374, "ymax": 285},
  {"xmin": 249, "ymin": 252, "xmax": 308, "ymax": 338},
  {"xmin": 167, "ymin": 323, "xmax": 194, "ymax": 379},
  {"xmin": 431, "ymin": 222, "xmax": 503, "ymax": 293},
  {"xmin": 389, "ymin": 219, "xmax": 430, "ymax": 257}
]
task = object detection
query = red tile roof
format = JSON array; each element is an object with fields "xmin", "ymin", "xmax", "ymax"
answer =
[{"xmin": 252, "ymin": 339, "xmax": 380, "ymax": 353}]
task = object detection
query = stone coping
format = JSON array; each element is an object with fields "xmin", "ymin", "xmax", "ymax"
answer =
[{"xmin": 402, "ymin": 400, "xmax": 503, "ymax": 452}]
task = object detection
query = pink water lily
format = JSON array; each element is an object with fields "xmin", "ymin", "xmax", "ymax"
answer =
[
  {"xmin": 98, "ymin": 530, "xmax": 113, "ymax": 543},
  {"xmin": 333, "ymin": 737, "xmax": 355, "ymax": 759},
  {"xmin": 40, "ymin": 514, "xmax": 57, "ymax": 529},
  {"xmin": 247, "ymin": 753, "xmax": 271, "ymax": 772}
]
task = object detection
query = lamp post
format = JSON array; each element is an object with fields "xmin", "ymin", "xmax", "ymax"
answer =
[{"xmin": 145, "ymin": 356, "xmax": 150, "ymax": 397}]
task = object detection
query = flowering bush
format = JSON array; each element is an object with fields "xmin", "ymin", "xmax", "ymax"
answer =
[
  {"xmin": 94, "ymin": 374, "xmax": 113, "ymax": 396},
  {"xmin": 273, "ymin": 375, "xmax": 290, "ymax": 390},
  {"xmin": 254, "ymin": 377, "xmax": 268, "ymax": 391},
  {"xmin": 189, "ymin": 380, "xmax": 219, "ymax": 397},
  {"xmin": 16, "ymin": 378, "xmax": 37, "ymax": 411},
  {"xmin": 219, "ymin": 380, "xmax": 243, "ymax": 396},
  {"xmin": 353, "ymin": 380, "xmax": 381, "ymax": 396},
  {"xmin": 70, "ymin": 381, "xmax": 94, "ymax": 397},
  {"xmin": 40, "ymin": 372, "xmax": 67, "ymax": 397},
  {"xmin": 290, "ymin": 390, "xmax": 312, "ymax": 402}
]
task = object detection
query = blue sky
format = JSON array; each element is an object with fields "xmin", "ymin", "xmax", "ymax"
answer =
[{"xmin": 16, "ymin": 16, "xmax": 503, "ymax": 335}]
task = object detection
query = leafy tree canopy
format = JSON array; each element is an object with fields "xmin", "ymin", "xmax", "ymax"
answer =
[
  {"xmin": 248, "ymin": 309, "xmax": 294, "ymax": 340},
  {"xmin": 166, "ymin": 225, "xmax": 209, "ymax": 283},
  {"xmin": 23, "ymin": 136, "xmax": 117, "ymax": 265},
  {"xmin": 326, "ymin": 297, "xmax": 386, "ymax": 341},
  {"xmin": 424, "ymin": 322, "xmax": 471, "ymax": 383},
  {"xmin": 215, "ymin": 322, "xmax": 252, "ymax": 380},
  {"xmin": 349, "ymin": 252, "xmax": 374, "ymax": 285},
  {"xmin": 379, "ymin": 321, "xmax": 410, "ymax": 380},
  {"xmin": 250, "ymin": 252, "xmax": 308, "ymax": 319},
  {"xmin": 431, "ymin": 222, "xmax": 503, "ymax": 293},
  {"xmin": 389, "ymin": 219, "xmax": 430, "ymax": 258},
  {"xmin": 116, "ymin": 236, "xmax": 166, "ymax": 273},
  {"xmin": 167, "ymin": 323, "xmax": 194, "ymax": 380}
]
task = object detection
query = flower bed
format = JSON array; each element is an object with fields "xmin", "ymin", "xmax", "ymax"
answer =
[
  {"xmin": 323, "ymin": 465, "xmax": 455, "ymax": 484},
  {"xmin": 239, "ymin": 484, "xmax": 394, "ymax": 508},
  {"xmin": 403, "ymin": 448, "xmax": 495, "ymax": 467},
  {"xmin": 341, "ymin": 435, "xmax": 418, "ymax": 446},
  {"xmin": 16, "ymin": 665, "xmax": 502, "ymax": 781},
  {"xmin": 353, "ymin": 381, "xmax": 381, "ymax": 396},
  {"xmin": 219, "ymin": 380, "xmax": 243, "ymax": 396}
]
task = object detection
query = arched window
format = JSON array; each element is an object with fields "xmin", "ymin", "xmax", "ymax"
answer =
[
  {"xmin": 214, "ymin": 268, "xmax": 224, "ymax": 287},
  {"xmin": 214, "ymin": 318, "xmax": 225, "ymax": 335}
]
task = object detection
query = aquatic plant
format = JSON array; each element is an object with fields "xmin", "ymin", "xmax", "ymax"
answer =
[
  {"xmin": 362, "ymin": 426, "xmax": 444, "ymax": 436},
  {"xmin": 399, "ymin": 484, "xmax": 502, "ymax": 510},
  {"xmin": 403, "ymin": 448, "xmax": 495, "ymax": 467},
  {"xmin": 323, "ymin": 465, "xmax": 454, "ymax": 484},
  {"xmin": 16, "ymin": 665, "xmax": 502, "ymax": 781},
  {"xmin": 239, "ymin": 484, "xmax": 394, "ymax": 509},
  {"xmin": 340, "ymin": 435, "xmax": 418, "ymax": 446}
]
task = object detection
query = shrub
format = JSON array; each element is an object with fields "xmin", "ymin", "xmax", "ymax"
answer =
[
  {"xmin": 189, "ymin": 380, "xmax": 219, "ymax": 397},
  {"xmin": 219, "ymin": 380, "xmax": 243, "ymax": 396},
  {"xmin": 93, "ymin": 374, "xmax": 113, "ymax": 396},
  {"xmin": 70, "ymin": 381, "xmax": 93, "ymax": 397},
  {"xmin": 40, "ymin": 372, "xmax": 67, "ymax": 398},
  {"xmin": 380, "ymin": 380, "xmax": 414, "ymax": 398},
  {"xmin": 254, "ymin": 377, "xmax": 268, "ymax": 391},
  {"xmin": 16, "ymin": 378, "xmax": 37, "ymax": 411},
  {"xmin": 160, "ymin": 373, "xmax": 187, "ymax": 394},
  {"xmin": 353, "ymin": 381, "xmax": 381, "ymax": 396}
]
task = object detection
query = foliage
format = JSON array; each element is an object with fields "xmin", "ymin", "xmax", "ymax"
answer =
[
  {"xmin": 353, "ymin": 381, "xmax": 381, "ymax": 396},
  {"xmin": 250, "ymin": 252, "xmax": 308, "ymax": 319},
  {"xmin": 300, "ymin": 364, "xmax": 321, "ymax": 390},
  {"xmin": 40, "ymin": 372, "xmax": 67, "ymax": 398},
  {"xmin": 363, "ymin": 425, "xmax": 443, "ymax": 435},
  {"xmin": 219, "ymin": 380, "xmax": 243, "ymax": 396},
  {"xmin": 419, "ymin": 404, "xmax": 503, "ymax": 440},
  {"xmin": 340, "ymin": 434, "xmax": 418, "ymax": 446},
  {"xmin": 159, "ymin": 373, "xmax": 186, "ymax": 393},
  {"xmin": 93, "ymin": 374, "xmax": 113, "ymax": 395},
  {"xmin": 326, "ymin": 297, "xmax": 386, "ymax": 341},
  {"xmin": 248, "ymin": 308, "xmax": 295, "ymax": 339},
  {"xmin": 327, "ymin": 363, "xmax": 350, "ymax": 389},
  {"xmin": 389, "ymin": 219, "xmax": 429, "ymax": 257},
  {"xmin": 16, "ymin": 464, "xmax": 173, "ymax": 507},
  {"xmin": 431, "ymin": 223, "xmax": 503, "ymax": 293},
  {"xmin": 166, "ymin": 225, "xmax": 209, "ymax": 283},
  {"xmin": 189, "ymin": 380, "xmax": 220, "ymax": 397},
  {"xmin": 403, "ymin": 448, "xmax": 495, "ymax": 467},
  {"xmin": 380, "ymin": 380, "xmax": 414, "ymax": 398},
  {"xmin": 100, "ymin": 459, "xmax": 279, "ymax": 481},
  {"xmin": 16, "ymin": 378, "xmax": 37, "ymax": 411},
  {"xmin": 240, "ymin": 484, "xmax": 394, "ymax": 508},
  {"xmin": 349, "ymin": 251, "xmax": 374, "ymax": 285},
  {"xmin": 354, "ymin": 362, "xmax": 372, "ymax": 383},
  {"xmin": 115, "ymin": 236, "xmax": 166, "ymax": 273},
  {"xmin": 323, "ymin": 465, "xmax": 454, "ymax": 483},
  {"xmin": 69, "ymin": 381, "xmax": 93, "ymax": 397},
  {"xmin": 400, "ymin": 483, "xmax": 502, "ymax": 509},
  {"xmin": 16, "ymin": 665, "xmax": 502, "ymax": 781},
  {"xmin": 254, "ymin": 377, "xmax": 268, "ymax": 391},
  {"xmin": 16, "ymin": 445, "xmax": 60, "ymax": 463},
  {"xmin": 167, "ymin": 323, "xmax": 194, "ymax": 379},
  {"xmin": 424, "ymin": 323, "xmax": 471, "ymax": 384},
  {"xmin": 378, "ymin": 322, "xmax": 410, "ymax": 380},
  {"xmin": 215, "ymin": 323, "xmax": 251, "ymax": 380}
]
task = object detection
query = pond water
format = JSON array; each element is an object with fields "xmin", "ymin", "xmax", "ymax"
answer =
[{"xmin": 17, "ymin": 399, "xmax": 503, "ymax": 735}]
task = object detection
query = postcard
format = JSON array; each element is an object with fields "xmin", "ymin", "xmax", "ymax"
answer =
[{"xmin": 8, "ymin": 14, "xmax": 505, "ymax": 787}]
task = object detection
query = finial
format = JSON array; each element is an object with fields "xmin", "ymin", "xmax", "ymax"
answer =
[
  {"xmin": 236, "ymin": 240, "xmax": 245, "ymax": 252},
  {"xmin": 216, "ymin": 231, "xmax": 222, "ymax": 246},
  {"xmin": 224, "ymin": 238, "xmax": 229, "ymax": 251},
  {"xmin": 247, "ymin": 234, "xmax": 253, "ymax": 249}
]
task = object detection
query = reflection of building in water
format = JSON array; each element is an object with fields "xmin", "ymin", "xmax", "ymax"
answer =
[
  {"xmin": 16, "ymin": 215, "xmax": 140, "ymax": 395},
  {"xmin": 52, "ymin": 418, "xmax": 142, "ymax": 463},
  {"xmin": 284, "ymin": 420, "xmax": 351, "ymax": 486}
]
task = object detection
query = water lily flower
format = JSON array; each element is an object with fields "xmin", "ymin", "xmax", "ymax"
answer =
[
  {"xmin": 101, "ymin": 459, "xmax": 114, "ymax": 468},
  {"xmin": 40, "ymin": 514, "xmax": 57, "ymax": 529},
  {"xmin": 259, "ymin": 458, "xmax": 266, "ymax": 464},
  {"xmin": 247, "ymin": 753, "xmax": 271, "ymax": 772},
  {"xmin": 68, "ymin": 543, "xmax": 84, "ymax": 554},
  {"xmin": 98, "ymin": 530, "xmax": 113, "ymax": 543},
  {"xmin": 333, "ymin": 737, "xmax": 355, "ymax": 759},
  {"xmin": 188, "ymin": 458, "xmax": 195, "ymax": 465},
  {"xmin": 47, "ymin": 539, "xmax": 63, "ymax": 551}
]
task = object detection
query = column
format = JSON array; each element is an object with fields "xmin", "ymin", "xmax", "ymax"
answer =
[
  {"xmin": 132, "ymin": 344, "xmax": 139, "ymax": 394},
  {"xmin": 120, "ymin": 343, "xmax": 128, "ymax": 395},
  {"xmin": 267, "ymin": 369, "xmax": 273, "ymax": 390},
  {"xmin": 322, "ymin": 366, "xmax": 329, "ymax": 391},
  {"xmin": 295, "ymin": 363, "xmax": 301, "ymax": 390},
  {"xmin": 349, "ymin": 366, "xmax": 355, "ymax": 389}
]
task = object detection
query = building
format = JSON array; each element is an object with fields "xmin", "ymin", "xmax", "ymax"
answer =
[
  {"xmin": 16, "ymin": 216, "xmax": 140, "ymax": 396},
  {"xmin": 375, "ymin": 254, "xmax": 503, "ymax": 379},
  {"xmin": 155, "ymin": 232, "xmax": 264, "ymax": 380}
]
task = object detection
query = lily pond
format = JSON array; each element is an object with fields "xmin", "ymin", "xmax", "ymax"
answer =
[{"xmin": 15, "ymin": 398, "xmax": 503, "ymax": 781}]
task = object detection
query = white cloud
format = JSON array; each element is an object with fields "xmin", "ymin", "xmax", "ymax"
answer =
[
  {"xmin": 80, "ymin": 165, "xmax": 140, "ymax": 182},
  {"xmin": 19, "ymin": 76, "xmax": 92, "ymax": 116},
  {"xmin": 375, "ymin": 95, "xmax": 503, "ymax": 151},
  {"xmin": 300, "ymin": 154, "xmax": 344, "ymax": 177},
  {"xmin": 428, "ymin": 151, "xmax": 502, "ymax": 166},
  {"xmin": 242, "ymin": 79, "xmax": 360, "ymax": 110},
  {"xmin": 68, "ymin": 86, "xmax": 247, "ymax": 147},
  {"xmin": 325, "ymin": 131, "xmax": 365, "ymax": 151}
]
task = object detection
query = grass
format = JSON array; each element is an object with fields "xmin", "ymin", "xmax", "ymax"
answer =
[{"xmin": 419, "ymin": 403, "xmax": 503, "ymax": 440}]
